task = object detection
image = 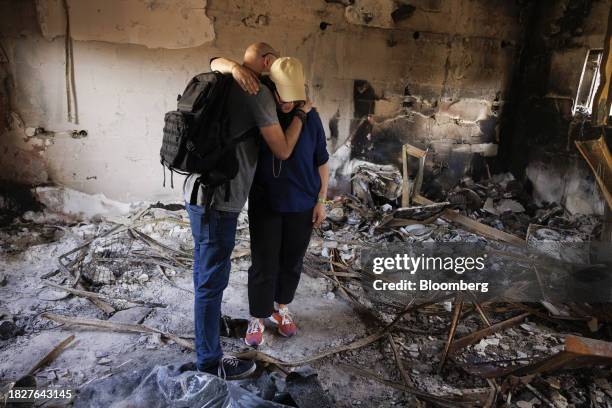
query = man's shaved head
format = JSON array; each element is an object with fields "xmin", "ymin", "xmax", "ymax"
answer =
[
  {"xmin": 244, "ymin": 42, "xmax": 278, "ymax": 61},
  {"xmin": 243, "ymin": 42, "xmax": 279, "ymax": 74}
]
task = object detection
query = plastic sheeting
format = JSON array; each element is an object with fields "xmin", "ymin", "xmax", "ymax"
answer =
[{"xmin": 74, "ymin": 363, "xmax": 291, "ymax": 408}]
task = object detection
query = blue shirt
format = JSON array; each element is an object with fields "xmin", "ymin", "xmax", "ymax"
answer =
[{"xmin": 253, "ymin": 110, "xmax": 329, "ymax": 212}]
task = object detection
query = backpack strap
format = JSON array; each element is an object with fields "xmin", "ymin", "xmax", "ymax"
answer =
[
  {"xmin": 203, "ymin": 186, "xmax": 215, "ymax": 222},
  {"xmin": 189, "ymin": 176, "xmax": 216, "ymax": 223},
  {"xmin": 189, "ymin": 177, "xmax": 201, "ymax": 205}
]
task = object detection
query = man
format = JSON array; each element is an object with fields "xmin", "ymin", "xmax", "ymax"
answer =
[{"xmin": 184, "ymin": 42, "xmax": 312, "ymax": 380}]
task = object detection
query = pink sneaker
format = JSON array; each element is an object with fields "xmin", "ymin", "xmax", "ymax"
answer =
[
  {"xmin": 245, "ymin": 318, "xmax": 264, "ymax": 346},
  {"xmin": 269, "ymin": 307, "xmax": 297, "ymax": 337}
]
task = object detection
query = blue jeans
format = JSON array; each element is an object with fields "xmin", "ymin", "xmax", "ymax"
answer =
[{"xmin": 185, "ymin": 202, "xmax": 239, "ymax": 370}]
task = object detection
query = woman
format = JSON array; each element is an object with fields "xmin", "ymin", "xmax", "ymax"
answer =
[{"xmin": 245, "ymin": 57, "xmax": 329, "ymax": 346}]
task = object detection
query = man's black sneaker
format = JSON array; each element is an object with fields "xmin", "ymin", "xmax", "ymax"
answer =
[{"xmin": 199, "ymin": 356, "xmax": 257, "ymax": 380}]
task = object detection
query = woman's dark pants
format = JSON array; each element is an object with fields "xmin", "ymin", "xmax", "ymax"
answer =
[{"xmin": 248, "ymin": 200, "xmax": 314, "ymax": 318}]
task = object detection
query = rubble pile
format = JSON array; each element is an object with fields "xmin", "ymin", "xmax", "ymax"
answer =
[
  {"xmin": 0, "ymin": 171, "xmax": 610, "ymax": 407},
  {"xmin": 352, "ymin": 163, "xmax": 403, "ymax": 207},
  {"xmin": 445, "ymin": 173, "xmax": 602, "ymax": 239},
  {"xmin": 61, "ymin": 208, "xmax": 193, "ymax": 286},
  {"xmin": 302, "ymin": 167, "xmax": 611, "ymax": 406}
]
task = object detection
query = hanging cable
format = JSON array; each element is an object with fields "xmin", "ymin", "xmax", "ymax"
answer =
[{"xmin": 62, "ymin": 0, "xmax": 78, "ymax": 124}]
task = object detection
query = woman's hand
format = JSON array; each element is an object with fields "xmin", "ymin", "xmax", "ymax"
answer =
[
  {"xmin": 231, "ymin": 63, "xmax": 260, "ymax": 95},
  {"xmin": 300, "ymin": 99, "xmax": 313, "ymax": 114},
  {"xmin": 312, "ymin": 202, "xmax": 326, "ymax": 228}
]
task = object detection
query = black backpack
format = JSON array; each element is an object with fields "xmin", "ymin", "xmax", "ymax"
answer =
[{"xmin": 160, "ymin": 72, "xmax": 256, "ymax": 200}]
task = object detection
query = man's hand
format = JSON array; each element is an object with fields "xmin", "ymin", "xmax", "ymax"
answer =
[
  {"xmin": 312, "ymin": 203, "xmax": 326, "ymax": 228},
  {"xmin": 231, "ymin": 63, "xmax": 260, "ymax": 95}
]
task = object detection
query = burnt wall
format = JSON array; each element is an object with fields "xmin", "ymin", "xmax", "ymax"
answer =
[
  {"xmin": 498, "ymin": 0, "xmax": 610, "ymax": 214},
  {"xmin": 333, "ymin": 1, "xmax": 522, "ymax": 197},
  {"xmin": 1, "ymin": 0, "xmax": 522, "ymax": 202}
]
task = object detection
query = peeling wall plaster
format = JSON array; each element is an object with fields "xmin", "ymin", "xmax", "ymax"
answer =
[
  {"xmin": 34, "ymin": 0, "xmax": 215, "ymax": 49},
  {"xmin": 0, "ymin": 0, "xmax": 521, "ymax": 202},
  {"xmin": 344, "ymin": 0, "xmax": 396, "ymax": 29}
]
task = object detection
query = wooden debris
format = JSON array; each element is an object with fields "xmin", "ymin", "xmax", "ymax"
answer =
[
  {"xmin": 129, "ymin": 227, "xmax": 191, "ymax": 259},
  {"xmin": 57, "ymin": 222, "xmax": 127, "ymax": 314},
  {"xmin": 507, "ymin": 335, "xmax": 612, "ymax": 377},
  {"xmin": 42, "ymin": 306, "xmax": 418, "ymax": 369},
  {"xmin": 465, "ymin": 335, "xmax": 612, "ymax": 378},
  {"xmin": 467, "ymin": 291, "xmax": 492, "ymax": 327},
  {"xmin": 524, "ymin": 383, "xmax": 556, "ymax": 408},
  {"xmin": 322, "ymin": 270, "xmax": 362, "ymax": 279},
  {"xmin": 414, "ymin": 194, "xmax": 526, "ymax": 246},
  {"xmin": 449, "ymin": 312, "xmax": 531, "ymax": 354},
  {"xmin": 26, "ymin": 335, "xmax": 76, "ymax": 377},
  {"xmin": 592, "ymin": 6, "xmax": 612, "ymax": 126},
  {"xmin": 4, "ymin": 335, "xmax": 77, "ymax": 403},
  {"xmin": 77, "ymin": 285, "xmax": 115, "ymax": 314},
  {"xmin": 157, "ymin": 265, "xmax": 194, "ymax": 294},
  {"xmin": 42, "ymin": 281, "xmax": 167, "ymax": 308},
  {"xmin": 401, "ymin": 143, "xmax": 428, "ymax": 207},
  {"xmin": 17, "ymin": 198, "xmax": 607, "ymax": 406},
  {"xmin": 342, "ymin": 364, "xmax": 490, "ymax": 407},
  {"xmin": 41, "ymin": 313, "xmax": 195, "ymax": 351},
  {"xmin": 236, "ymin": 330, "xmax": 388, "ymax": 367},
  {"xmin": 387, "ymin": 333, "xmax": 415, "ymax": 388},
  {"xmin": 439, "ymin": 293, "xmax": 464, "ymax": 372},
  {"xmin": 484, "ymin": 379, "xmax": 499, "ymax": 408},
  {"xmin": 379, "ymin": 201, "xmax": 450, "ymax": 228}
]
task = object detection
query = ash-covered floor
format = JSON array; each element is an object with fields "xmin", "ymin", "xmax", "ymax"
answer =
[
  {"xmin": 0, "ymin": 203, "xmax": 375, "ymax": 406},
  {"xmin": 1, "ymin": 182, "xmax": 611, "ymax": 407}
]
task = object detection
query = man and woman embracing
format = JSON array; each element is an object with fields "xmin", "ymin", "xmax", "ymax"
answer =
[{"xmin": 184, "ymin": 42, "xmax": 329, "ymax": 379}]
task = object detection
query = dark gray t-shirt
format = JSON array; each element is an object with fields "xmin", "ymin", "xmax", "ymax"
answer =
[{"xmin": 183, "ymin": 81, "xmax": 278, "ymax": 211}]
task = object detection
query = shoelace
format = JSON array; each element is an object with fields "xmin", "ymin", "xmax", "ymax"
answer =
[
  {"xmin": 278, "ymin": 308, "xmax": 293, "ymax": 325},
  {"xmin": 247, "ymin": 319, "xmax": 262, "ymax": 334},
  {"xmin": 218, "ymin": 356, "xmax": 240, "ymax": 379}
]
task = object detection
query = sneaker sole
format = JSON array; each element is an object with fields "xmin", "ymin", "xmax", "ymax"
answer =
[
  {"xmin": 244, "ymin": 335, "xmax": 264, "ymax": 347},
  {"xmin": 268, "ymin": 317, "xmax": 296, "ymax": 338},
  {"xmin": 225, "ymin": 362, "xmax": 257, "ymax": 380}
]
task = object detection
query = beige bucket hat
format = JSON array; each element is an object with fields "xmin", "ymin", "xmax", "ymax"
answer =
[{"xmin": 269, "ymin": 57, "xmax": 306, "ymax": 102}]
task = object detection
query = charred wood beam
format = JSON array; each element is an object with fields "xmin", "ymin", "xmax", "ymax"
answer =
[
  {"xmin": 592, "ymin": 4, "xmax": 612, "ymax": 126},
  {"xmin": 466, "ymin": 335, "xmax": 612, "ymax": 378},
  {"xmin": 438, "ymin": 293, "xmax": 464, "ymax": 372},
  {"xmin": 448, "ymin": 312, "xmax": 531, "ymax": 355}
]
